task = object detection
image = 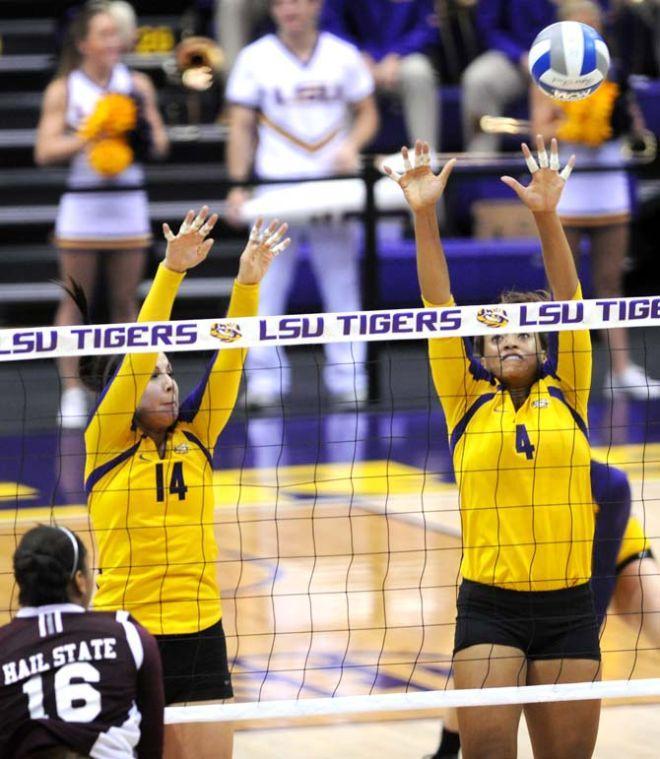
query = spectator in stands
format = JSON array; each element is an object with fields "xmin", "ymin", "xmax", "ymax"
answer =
[
  {"xmin": 320, "ymin": 0, "xmax": 440, "ymax": 151},
  {"xmin": 461, "ymin": 0, "xmax": 558, "ymax": 153},
  {"xmin": 214, "ymin": 0, "xmax": 271, "ymax": 72},
  {"xmin": 225, "ymin": 0, "xmax": 379, "ymax": 408},
  {"xmin": 107, "ymin": 0, "xmax": 139, "ymax": 53},
  {"xmin": 531, "ymin": 0, "xmax": 660, "ymax": 398},
  {"xmin": 34, "ymin": 0, "xmax": 169, "ymax": 428}
]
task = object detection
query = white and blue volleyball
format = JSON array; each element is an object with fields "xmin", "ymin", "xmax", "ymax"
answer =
[{"xmin": 529, "ymin": 21, "xmax": 610, "ymax": 101}]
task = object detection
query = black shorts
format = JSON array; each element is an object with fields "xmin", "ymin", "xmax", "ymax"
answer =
[
  {"xmin": 454, "ymin": 579, "xmax": 601, "ymax": 661},
  {"xmin": 155, "ymin": 619, "xmax": 233, "ymax": 705}
]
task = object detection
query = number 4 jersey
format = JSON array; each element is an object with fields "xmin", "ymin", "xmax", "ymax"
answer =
[
  {"xmin": 424, "ymin": 284, "xmax": 594, "ymax": 592},
  {"xmin": 0, "ymin": 603, "xmax": 163, "ymax": 758}
]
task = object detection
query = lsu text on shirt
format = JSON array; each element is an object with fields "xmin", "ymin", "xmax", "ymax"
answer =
[{"xmin": 225, "ymin": 32, "xmax": 374, "ymax": 179}]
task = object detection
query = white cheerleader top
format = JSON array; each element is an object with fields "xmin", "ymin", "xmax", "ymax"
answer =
[{"xmin": 65, "ymin": 63, "xmax": 145, "ymax": 189}]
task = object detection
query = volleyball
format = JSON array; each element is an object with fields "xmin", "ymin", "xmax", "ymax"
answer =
[{"xmin": 529, "ymin": 21, "xmax": 610, "ymax": 101}]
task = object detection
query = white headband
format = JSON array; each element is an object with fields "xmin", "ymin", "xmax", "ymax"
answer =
[{"xmin": 58, "ymin": 526, "xmax": 79, "ymax": 580}]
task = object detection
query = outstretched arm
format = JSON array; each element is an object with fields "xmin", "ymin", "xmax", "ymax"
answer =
[
  {"xmin": 501, "ymin": 136, "xmax": 578, "ymax": 301},
  {"xmin": 183, "ymin": 219, "xmax": 291, "ymax": 448},
  {"xmin": 503, "ymin": 138, "xmax": 591, "ymax": 414},
  {"xmin": 384, "ymin": 142, "xmax": 494, "ymax": 429},
  {"xmin": 86, "ymin": 208, "xmax": 218, "ymax": 458},
  {"xmin": 384, "ymin": 140, "xmax": 456, "ymax": 305}
]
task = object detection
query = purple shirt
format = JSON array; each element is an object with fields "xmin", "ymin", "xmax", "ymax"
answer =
[
  {"xmin": 0, "ymin": 604, "xmax": 164, "ymax": 758},
  {"xmin": 476, "ymin": 0, "xmax": 612, "ymax": 65},
  {"xmin": 320, "ymin": 0, "xmax": 438, "ymax": 61}
]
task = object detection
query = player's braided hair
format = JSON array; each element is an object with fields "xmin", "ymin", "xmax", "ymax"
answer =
[
  {"xmin": 472, "ymin": 289, "xmax": 551, "ymax": 356},
  {"xmin": 59, "ymin": 278, "xmax": 123, "ymax": 393},
  {"xmin": 14, "ymin": 525, "xmax": 87, "ymax": 606}
]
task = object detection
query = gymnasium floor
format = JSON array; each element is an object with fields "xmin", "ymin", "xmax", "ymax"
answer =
[{"xmin": 1, "ymin": 337, "xmax": 659, "ymax": 757}]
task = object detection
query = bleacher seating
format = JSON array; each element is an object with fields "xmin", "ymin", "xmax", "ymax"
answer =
[{"xmin": 0, "ymin": 0, "xmax": 659, "ymax": 328}]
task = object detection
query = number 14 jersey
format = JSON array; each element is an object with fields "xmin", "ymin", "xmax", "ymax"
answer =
[{"xmin": 85, "ymin": 265, "xmax": 258, "ymax": 635}]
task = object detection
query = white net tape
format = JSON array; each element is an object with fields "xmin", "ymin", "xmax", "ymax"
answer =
[{"xmin": 2, "ymin": 295, "xmax": 659, "ymax": 360}]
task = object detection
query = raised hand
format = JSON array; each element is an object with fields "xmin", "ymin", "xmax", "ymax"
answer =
[
  {"xmin": 383, "ymin": 140, "xmax": 456, "ymax": 213},
  {"xmin": 501, "ymin": 136, "xmax": 575, "ymax": 213},
  {"xmin": 162, "ymin": 206, "xmax": 218, "ymax": 273},
  {"xmin": 237, "ymin": 218, "xmax": 291, "ymax": 285}
]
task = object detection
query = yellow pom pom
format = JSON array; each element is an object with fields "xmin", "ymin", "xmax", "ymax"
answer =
[
  {"xmin": 557, "ymin": 82, "xmax": 619, "ymax": 148},
  {"xmin": 78, "ymin": 93, "xmax": 138, "ymax": 140},
  {"xmin": 88, "ymin": 138, "xmax": 134, "ymax": 177}
]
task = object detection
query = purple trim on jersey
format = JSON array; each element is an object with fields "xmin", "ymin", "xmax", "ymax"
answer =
[
  {"xmin": 182, "ymin": 430, "xmax": 213, "ymax": 468},
  {"xmin": 590, "ymin": 460, "xmax": 631, "ymax": 625},
  {"xmin": 546, "ymin": 386, "xmax": 589, "ymax": 441},
  {"xmin": 616, "ymin": 548, "xmax": 653, "ymax": 574},
  {"xmin": 539, "ymin": 330, "xmax": 559, "ymax": 379},
  {"xmin": 463, "ymin": 336, "xmax": 497, "ymax": 384},
  {"xmin": 273, "ymin": 31, "xmax": 323, "ymax": 70},
  {"xmin": 85, "ymin": 441, "xmax": 141, "ymax": 494},
  {"xmin": 178, "ymin": 353, "xmax": 217, "ymax": 424},
  {"xmin": 449, "ymin": 393, "xmax": 497, "ymax": 455}
]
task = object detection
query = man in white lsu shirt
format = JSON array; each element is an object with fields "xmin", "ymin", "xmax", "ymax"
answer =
[{"xmin": 225, "ymin": 0, "xmax": 379, "ymax": 407}]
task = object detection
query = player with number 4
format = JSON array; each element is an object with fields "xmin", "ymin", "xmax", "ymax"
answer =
[
  {"xmin": 386, "ymin": 137, "xmax": 601, "ymax": 759},
  {"xmin": 65, "ymin": 207, "xmax": 289, "ymax": 759}
]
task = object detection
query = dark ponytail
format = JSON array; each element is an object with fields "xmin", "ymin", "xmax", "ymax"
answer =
[
  {"xmin": 58, "ymin": 278, "xmax": 123, "ymax": 393},
  {"xmin": 14, "ymin": 525, "xmax": 88, "ymax": 607}
]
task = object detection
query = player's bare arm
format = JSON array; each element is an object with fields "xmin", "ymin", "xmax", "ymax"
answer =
[
  {"xmin": 384, "ymin": 140, "xmax": 456, "ymax": 304},
  {"xmin": 501, "ymin": 135, "xmax": 578, "ymax": 301}
]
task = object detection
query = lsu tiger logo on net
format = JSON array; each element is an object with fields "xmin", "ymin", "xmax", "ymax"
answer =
[
  {"xmin": 476, "ymin": 307, "xmax": 509, "ymax": 329},
  {"xmin": 210, "ymin": 322, "xmax": 242, "ymax": 343}
]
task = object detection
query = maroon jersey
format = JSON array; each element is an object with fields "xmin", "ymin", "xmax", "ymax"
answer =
[{"xmin": 0, "ymin": 603, "xmax": 164, "ymax": 758}]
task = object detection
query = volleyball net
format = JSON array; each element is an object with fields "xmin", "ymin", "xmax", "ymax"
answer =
[{"xmin": 1, "ymin": 295, "xmax": 659, "ymax": 724}]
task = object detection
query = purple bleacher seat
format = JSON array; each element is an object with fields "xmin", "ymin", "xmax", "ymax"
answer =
[
  {"xmin": 287, "ymin": 236, "xmax": 593, "ymax": 310},
  {"xmin": 368, "ymin": 85, "xmax": 463, "ymax": 154}
]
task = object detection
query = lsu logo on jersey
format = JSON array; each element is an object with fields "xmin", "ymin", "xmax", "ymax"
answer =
[
  {"xmin": 210, "ymin": 322, "xmax": 242, "ymax": 343},
  {"xmin": 476, "ymin": 307, "xmax": 509, "ymax": 329}
]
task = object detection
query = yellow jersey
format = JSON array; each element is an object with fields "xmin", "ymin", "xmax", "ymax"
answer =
[
  {"xmin": 616, "ymin": 515, "xmax": 652, "ymax": 571},
  {"xmin": 425, "ymin": 285, "xmax": 594, "ymax": 591},
  {"xmin": 85, "ymin": 263, "xmax": 258, "ymax": 635}
]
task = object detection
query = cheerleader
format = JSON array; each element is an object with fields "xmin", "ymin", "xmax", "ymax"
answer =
[{"xmin": 35, "ymin": 0, "xmax": 169, "ymax": 428}]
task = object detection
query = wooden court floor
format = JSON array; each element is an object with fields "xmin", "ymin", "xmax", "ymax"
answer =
[{"xmin": 1, "ymin": 447, "xmax": 659, "ymax": 756}]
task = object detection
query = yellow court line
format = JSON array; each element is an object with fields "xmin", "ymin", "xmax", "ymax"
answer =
[{"xmin": 0, "ymin": 482, "xmax": 39, "ymax": 501}]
